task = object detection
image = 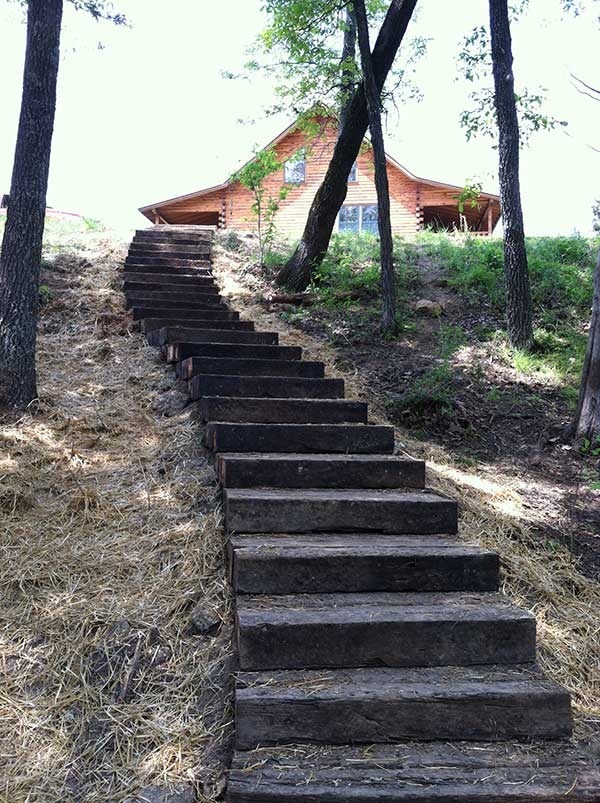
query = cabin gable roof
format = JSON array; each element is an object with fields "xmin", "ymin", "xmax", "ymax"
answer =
[{"xmin": 139, "ymin": 116, "xmax": 500, "ymax": 219}]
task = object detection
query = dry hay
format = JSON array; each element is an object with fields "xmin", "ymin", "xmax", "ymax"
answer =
[
  {"xmin": 214, "ymin": 236, "xmax": 600, "ymax": 741},
  {"xmin": 1, "ymin": 226, "xmax": 232, "ymax": 802}
]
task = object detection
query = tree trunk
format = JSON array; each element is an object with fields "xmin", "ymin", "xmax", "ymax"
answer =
[
  {"xmin": 489, "ymin": 0, "xmax": 534, "ymax": 351},
  {"xmin": 355, "ymin": 0, "xmax": 396, "ymax": 333},
  {"xmin": 339, "ymin": 6, "xmax": 357, "ymax": 135},
  {"xmin": 277, "ymin": 0, "xmax": 418, "ymax": 291},
  {"xmin": 569, "ymin": 250, "xmax": 600, "ymax": 441},
  {"xmin": 0, "ymin": 0, "xmax": 63, "ymax": 410}
]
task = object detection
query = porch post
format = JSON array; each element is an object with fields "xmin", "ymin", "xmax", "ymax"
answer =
[{"xmin": 487, "ymin": 202, "xmax": 493, "ymax": 235}]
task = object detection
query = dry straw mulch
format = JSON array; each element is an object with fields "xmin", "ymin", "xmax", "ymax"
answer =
[{"xmin": 1, "ymin": 225, "xmax": 232, "ymax": 803}]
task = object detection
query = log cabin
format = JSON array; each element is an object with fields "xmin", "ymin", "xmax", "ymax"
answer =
[{"xmin": 139, "ymin": 116, "xmax": 501, "ymax": 237}]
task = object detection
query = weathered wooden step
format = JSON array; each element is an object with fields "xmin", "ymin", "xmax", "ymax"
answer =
[
  {"xmin": 126, "ymin": 255, "xmax": 211, "ymax": 268},
  {"xmin": 166, "ymin": 342, "xmax": 301, "ymax": 363},
  {"xmin": 235, "ymin": 664, "xmax": 571, "ymax": 748},
  {"xmin": 229, "ymin": 533, "xmax": 498, "ymax": 594},
  {"xmin": 145, "ymin": 327, "xmax": 277, "ymax": 346},
  {"xmin": 125, "ymin": 289, "xmax": 224, "ymax": 305},
  {"xmin": 219, "ymin": 453, "xmax": 422, "ymax": 488},
  {"xmin": 124, "ymin": 280, "xmax": 220, "ymax": 295},
  {"xmin": 129, "ymin": 242, "xmax": 211, "ymax": 254},
  {"xmin": 127, "ymin": 247, "xmax": 211, "ymax": 257},
  {"xmin": 135, "ymin": 230, "xmax": 212, "ymax": 243},
  {"xmin": 133, "ymin": 236, "xmax": 212, "ymax": 247},
  {"xmin": 178, "ymin": 357, "xmax": 325, "ymax": 380},
  {"xmin": 132, "ymin": 303, "xmax": 237, "ymax": 322},
  {"xmin": 129, "ymin": 298, "xmax": 230, "ymax": 318},
  {"xmin": 235, "ymin": 591, "xmax": 536, "ymax": 670},
  {"xmin": 198, "ymin": 397, "xmax": 368, "ymax": 424},
  {"xmin": 131, "ymin": 307, "xmax": 241, "ymax": 322},
  {"xmin": 124, "ymin": 263, "xmax": 212, "ymax": 276},
  {"xmin": 207, "ymin": 424, "xmax": 394, "ymax": 454},
  {"xmin": 140, "ymin": 320, "xmax": 252, "ymax": 336},
  {"xmin": 122, "ymin": 271, "xmax": 217, "ymax": 287},
  {"xmin": 189, "ymin": 375, "xmax": 344, "ymax": 400},
  {"xmin": 224, "ymin": 489, "xmax": 457, "ymax": 534},
  {"xmin": 227, "ymin": 741, "xmax": 600, "ymax": 802}
]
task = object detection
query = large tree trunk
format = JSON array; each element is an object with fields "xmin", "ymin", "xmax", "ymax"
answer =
[
  {"xmin": 0, "ymin": 0, "xmax": 63, "ymax": 409},
  {"xmin": 277, "ymin": 0, "xmax": 418, "ymax": 290},
  {"xmin": 569, "ymin": 251, "xmax": 600, "ymax": 441},
  {"xmin": 489, "ymin": 0, "xmax": 534, "ymax": 351},
  {"xmin": 355, "ymin": 0, "xmax": 396, "ymax": 333}
]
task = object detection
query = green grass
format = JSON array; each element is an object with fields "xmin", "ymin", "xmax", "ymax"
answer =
[
  {"xmin": 414, "ymin": 230, "xmax": 597, "ymax": 316},
  {"xmin": 304, "ymin": 230, "xmax": 596, "ymax": 399}
]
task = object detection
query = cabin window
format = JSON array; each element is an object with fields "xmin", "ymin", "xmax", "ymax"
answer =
[
  {"xmin": 361, "ymin": 205, "xmax": 379, "ymax": 234},
  {"xmin": 338, "ymin": 204, "xmax": 378, "ymax": 235},
  {"xmin": 339, "ymin": 205, "xmax": 360, "ymax": 233},
  {"xmin": 348, "ymin": 161, "xmax": 358, "ymax": 182},
  {"xmin": 284, "ymin": 151, "xmax": 306, "ymax": 184}
]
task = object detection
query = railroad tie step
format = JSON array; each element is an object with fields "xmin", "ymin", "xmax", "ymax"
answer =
[
  {"xmin": 234, "ymin": 664, "xmax": 572, "ymax": 748},
  {"xmin": 223, "ymin": 488, "xmax": 457, "ymax": 534},
  {"xmin": 227, "ymin": 741, "xmax": 599, "ymax": 803},
  {"xmin": 197, "ymin": 397, "xmax": 368, "ymax": 424},
  {"xmin": 165, "ymin": 342, "xmax": 301, "ymax": 363},
  {"xmin": 124, "ymin": 280, "xmax": 221, "ymax": 295},
  {"xmin": 189, "ymin": 375, "xmax": 344, "ymax": 400},
  {"xmin": 133, "ymin": 233, "xmax": 212, "ymax": 245},
  {"xmin": 228, "ymin": 533, "xmax": 498, "ymax": 594},
  {"xmin": 126, "ymin": 255, "xmax": 212, "ymax": 267},
  {"xmin": 217, "ymin": 453, "xmax": 423, "ymax": 488},
  {"xmin": 235, "ymin": 591, "xmax": 536, "ymax": 670},
  {"xmin": 129, "ymin": 242, "xmax": 212, "ymax": 254},
  {"xmin": 127, "ymin": 249, "xmax": 211, "ymax": 259},
  {"xmin": 124, "ymin": 262, "xmax": 212, "ymax": 275},
  {"xmin": 178, "ymin": 357, "xmax": 325, "ymax": 380},
  {"xmin": 206, "ymin": 423, "xmax": 394, "ymax": 454},
  {"xmin": 145, "ymin": 327, "xmax": 278, "ymax": 346},
  {"xmin": 133, "ymin": 309, "xmax": 243, "ymax": 324},
  {"xmin": 134, "ymin": 230, "xmax": 213, "ymax": 243},
  {"xmin": 125, "ymin": 290, "xmax": 224, "ymax": 305},
  {"xmin": 123, "ymin": 271, "xmax": 216, "ymax": 284}
]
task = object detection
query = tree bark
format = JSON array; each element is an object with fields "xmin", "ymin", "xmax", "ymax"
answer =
[
  {"xmin": 339, "ymin": 6, "xmax": 357, "ymax": 135},
  {"xmin": 277, "ymin": 0, "xmax": 418, "ymax": 291},
  {"xmin": 0, "ymin": 0, "xmax": 63, "ymax": 409},
  {"xmin": 489, "ymin": 0, "xmax": 534, "ymax": 351},
  {"xmin": 355, "ymin": 0, "xmax": 396, "ymax": 333},
  {"xmin": 569, "ymin": 250, "xmax": 600, "ymax": 441}
]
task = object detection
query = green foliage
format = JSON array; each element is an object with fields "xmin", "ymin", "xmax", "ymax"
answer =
[
  {"xmin": 457, "ymin": 15, "xmax": 568, "ymax": 144},
  {"xmin": 301, "ymin": 233, "xmax": 419, "ymax": 308},
  {"xmin": 230, "ymin": 0, "xmax": 425, "ymax": 119},
  {"xmin": 437, "ymin": 324, "xmax": 467, "ymax": 359},
  {"xmin": 580, "ymin": 434, "xmax": 600, "ymax": 491},
  {"xmin": 66, "ymin": 1, "xmax": 127, "ymax": 24},
  {"xmin": 82, "ymin": 217, "xmax": 104, "ymax": 231},
  {"xmin": 38, "ymin": 284, "xmax": 51, "ymax": 306},
  {"xmin": 455, "ymin": 180, "xmax": 483, "ymax": 215},
  {"xmin": 14, "ymin": 0, "xmax": 128, "ymax": 24},
  {"xmin": 232, "ymin": 147, "xmax": 292, "ymax": 263},
  {"xmin": 220, "ymin": 230, "xmax": 245, "ymax": 252},
  {"xmin": 416, "ymin": 232, "xmax": 597, "ymax": 315}
]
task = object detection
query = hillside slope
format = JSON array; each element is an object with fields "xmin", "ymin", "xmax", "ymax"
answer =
[{"xmin": 0, "ymin": 220, "xmax": 232, "ymax": 803}]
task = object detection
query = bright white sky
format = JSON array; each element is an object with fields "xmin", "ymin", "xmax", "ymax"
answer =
[{"xmin": 0, "ymin": 0, "xmax": 598, "ymax": 233}]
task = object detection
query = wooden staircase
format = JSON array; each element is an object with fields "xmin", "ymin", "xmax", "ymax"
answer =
[{"xmin": 125, "ymin": 227, "xmax": 599, "ymax": 802}]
